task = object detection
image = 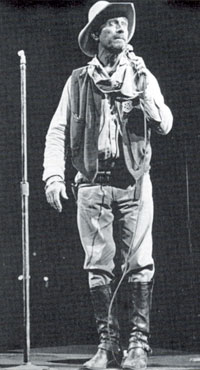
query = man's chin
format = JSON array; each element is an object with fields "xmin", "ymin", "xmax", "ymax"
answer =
[{"xmin": 109, "ymin": 42, "xmax": 127, "ymax": 54}]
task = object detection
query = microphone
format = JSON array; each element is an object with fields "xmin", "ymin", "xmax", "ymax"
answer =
[
  {"xmin": 125, "ymin": 44, "xmax": 147, "ymax": 90},
  {"xmin": 125, "ymin": 44, "xmax": 136, "ymax": 62}
]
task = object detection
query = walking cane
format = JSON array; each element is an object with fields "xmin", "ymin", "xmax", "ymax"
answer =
[{"xmin": 6, "ymin": 50, "xmax": 52, "ymax": 370}]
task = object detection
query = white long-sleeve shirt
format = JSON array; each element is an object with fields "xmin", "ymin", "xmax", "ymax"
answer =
[{"xmin": 43, "ymin": 58, "xmax": 173, "ymax": 183}]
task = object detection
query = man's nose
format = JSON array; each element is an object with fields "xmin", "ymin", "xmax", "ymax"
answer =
[
  {"xmin": 116, "ymin": 24, "xmax": 124, "ymax": 33},
  {"xmin": 117, "ymin": 21, "xmax": 127, "ymax": 34}
]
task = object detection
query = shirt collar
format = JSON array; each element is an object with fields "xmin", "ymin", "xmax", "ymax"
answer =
[{"xmin": 88, "ymin": 53, "xmax": 129, "ymax": 69}]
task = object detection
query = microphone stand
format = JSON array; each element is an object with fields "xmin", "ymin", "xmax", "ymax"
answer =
[
  {"xmin": 5, "ymin": 50, "xmax": 52, "ymax": 370},
  {"xmin": 183, "ymin": 135, "xmax": 199, "ymax": 354},
  {"xmin": 18, "ymin": 49, "xmax": 30, "ymax": 366},
  {"xmin": 183, "ymin": 136, "xmax": 195, "ymax": 288},
  {"xmin": 184, "ymin": 138, "xmax": 193, "ymax": 257}
]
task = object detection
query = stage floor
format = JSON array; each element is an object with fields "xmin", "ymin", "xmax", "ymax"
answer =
[{"xmin": 1, "ymin": 345, "xmax": 200, "ymax": 370}]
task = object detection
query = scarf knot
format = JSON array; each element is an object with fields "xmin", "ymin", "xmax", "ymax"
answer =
[{"xmin": 87, "ymin": 54, "xmax": 143, "ymax": 101}]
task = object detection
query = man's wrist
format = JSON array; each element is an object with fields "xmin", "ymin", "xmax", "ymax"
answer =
[{"xmin": 45, "ymin": 176, "xmax": 65, "ymax": 191}]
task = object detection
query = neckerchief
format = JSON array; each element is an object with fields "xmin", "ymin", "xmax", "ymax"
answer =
[{"xmin": 87, "ymin": 53, "xmax": 143, "ymax": 101}]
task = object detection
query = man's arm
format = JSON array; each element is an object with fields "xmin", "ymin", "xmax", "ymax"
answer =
[
  {"xmin": 43, "ymin": 76, "xmax": 72, "ymax": 182},
  {"xmin": 128, "ymin": 54, "xmax": 173, "ymax": 135},
  {"xmin": 141, "ymin": 70, "xmax": 173, "ymax": 135},
  {"xmin": 43, "ymin": 76, "xmax": 72, "ymax": 212}
]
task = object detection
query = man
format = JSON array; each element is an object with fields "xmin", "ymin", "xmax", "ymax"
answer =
[{"xmin": 43, "ymin": 1, "xmax": 173, "ymax": 369}]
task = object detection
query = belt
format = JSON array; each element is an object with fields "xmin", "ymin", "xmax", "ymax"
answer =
[
  {"xmin": 78, "ymin": 170, "xmax": 137, "ymax": 188},
  {"xmin": 77, "ymin": 170, "xmax": 140, "ymax": 197},
  {"xmin": 94, "ymin": 171, "xmax": 112, "ymax": 184},
  {"xmin": 78, "ymin": 171, "xmax": 112, "ymax": 185}
]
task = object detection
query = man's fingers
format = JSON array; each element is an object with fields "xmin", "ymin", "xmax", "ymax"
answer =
[
  {"xmin": 46, "ymin": 192, "xmax": 54, "ymax": 206},
  {"xmin": 53, "ymin": 192, "xmax": 62, "ymax": 213},
  {"xmin": 132, "ymin": 56, "xmax": 147, "ymax": 75},
  {"xmin": 46, "ymin": 192, "xmax": 60, "ymax": 212},
  {"xmin": 45, "ymin": 181, "xmax": 68, "ymax": 212},
  {"xmin": 61, "ymin": 187, "xmax": 69, "ymax": 200}
]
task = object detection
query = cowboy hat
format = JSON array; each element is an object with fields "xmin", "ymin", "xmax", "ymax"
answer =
[{"xmin": 78, "ymin": 1, "xmax": 136, "ymax": 57}]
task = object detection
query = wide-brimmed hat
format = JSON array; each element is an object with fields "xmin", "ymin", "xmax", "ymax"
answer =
[{"xmin": 78, "ymin": 1, "xmax": 136, "ymax": 57}]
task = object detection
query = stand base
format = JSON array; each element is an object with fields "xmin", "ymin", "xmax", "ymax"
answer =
[{"xmin": 3, "ymin": 363, "xmax": 54, "ymax": 370}]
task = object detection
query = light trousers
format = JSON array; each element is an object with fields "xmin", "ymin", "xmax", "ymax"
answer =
[{"xmin": 77, "ymin": 173, "xmax": 154, "ymax": 288}]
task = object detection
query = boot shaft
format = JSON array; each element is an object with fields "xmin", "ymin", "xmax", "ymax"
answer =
[
  {"xmin": 126, "ymin": 280, "xmax": 153, "ymax": 355},
  {"xmin": 90, "ymin": 284, "xmax": 120, "ymax": 352}
]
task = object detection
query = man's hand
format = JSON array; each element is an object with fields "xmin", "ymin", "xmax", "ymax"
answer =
[
  {"xmin": 46, "ymin": 181, "xmax": 68, "ymax": 213},
  {"xmin": 126, "ymin": 49, "xmax": 149, "ymax": 91},
  {"xmin": 126, "ymin": 49, "xmax": 147, "ymax": 76},
  {"xmin": 133, "ymin": 56, "xmax": 147, "ymax": 76}
]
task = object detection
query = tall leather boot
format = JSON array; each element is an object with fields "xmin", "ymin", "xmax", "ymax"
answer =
[
  {"xmin": 122, "ymin": 281, "xmax": 153, "ymax": 370},
  {"xmin": 82, "ymin": 284, "xmax": 122, "ymax": 369}
]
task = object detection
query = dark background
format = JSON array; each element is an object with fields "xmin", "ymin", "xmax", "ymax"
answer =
[{"xmin": 0, "ymin": 0, "xmax": 200, "ymax": 352}]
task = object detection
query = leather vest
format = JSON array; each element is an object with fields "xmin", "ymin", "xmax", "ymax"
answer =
[{"xmin": 70, "ymin": 66, "xmax": 151, "ymax": 181}]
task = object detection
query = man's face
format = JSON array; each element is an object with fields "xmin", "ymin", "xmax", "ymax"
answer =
[{"xmin": 98, "ymin": 17, "xmax": 129, "ymax": 53}]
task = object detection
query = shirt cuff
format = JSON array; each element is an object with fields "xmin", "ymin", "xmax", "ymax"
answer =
[{"xmin": 45, "ymin": 175, "xmax": 64, "ymax": 187}]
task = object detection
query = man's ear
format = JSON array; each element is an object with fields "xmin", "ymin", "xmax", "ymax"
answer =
[{"xmin": 91, "ymin": 32, "xmax": 99, "ymax": 42}]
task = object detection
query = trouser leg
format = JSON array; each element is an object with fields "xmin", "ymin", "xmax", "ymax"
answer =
[
  {"xmin": 77, "ymin": 185, "xmax": 121, "ymax": 368},
  {"xmin": 112, "ymin": 174, "xmax": 154, "ymax": 369},
  {"xmin": 77, "ymin": 185, "xmax": 115, "ymax": 275},
  {"xmin": 111, "ymin": 173, "xmax": 154, "ymax": 282}
]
